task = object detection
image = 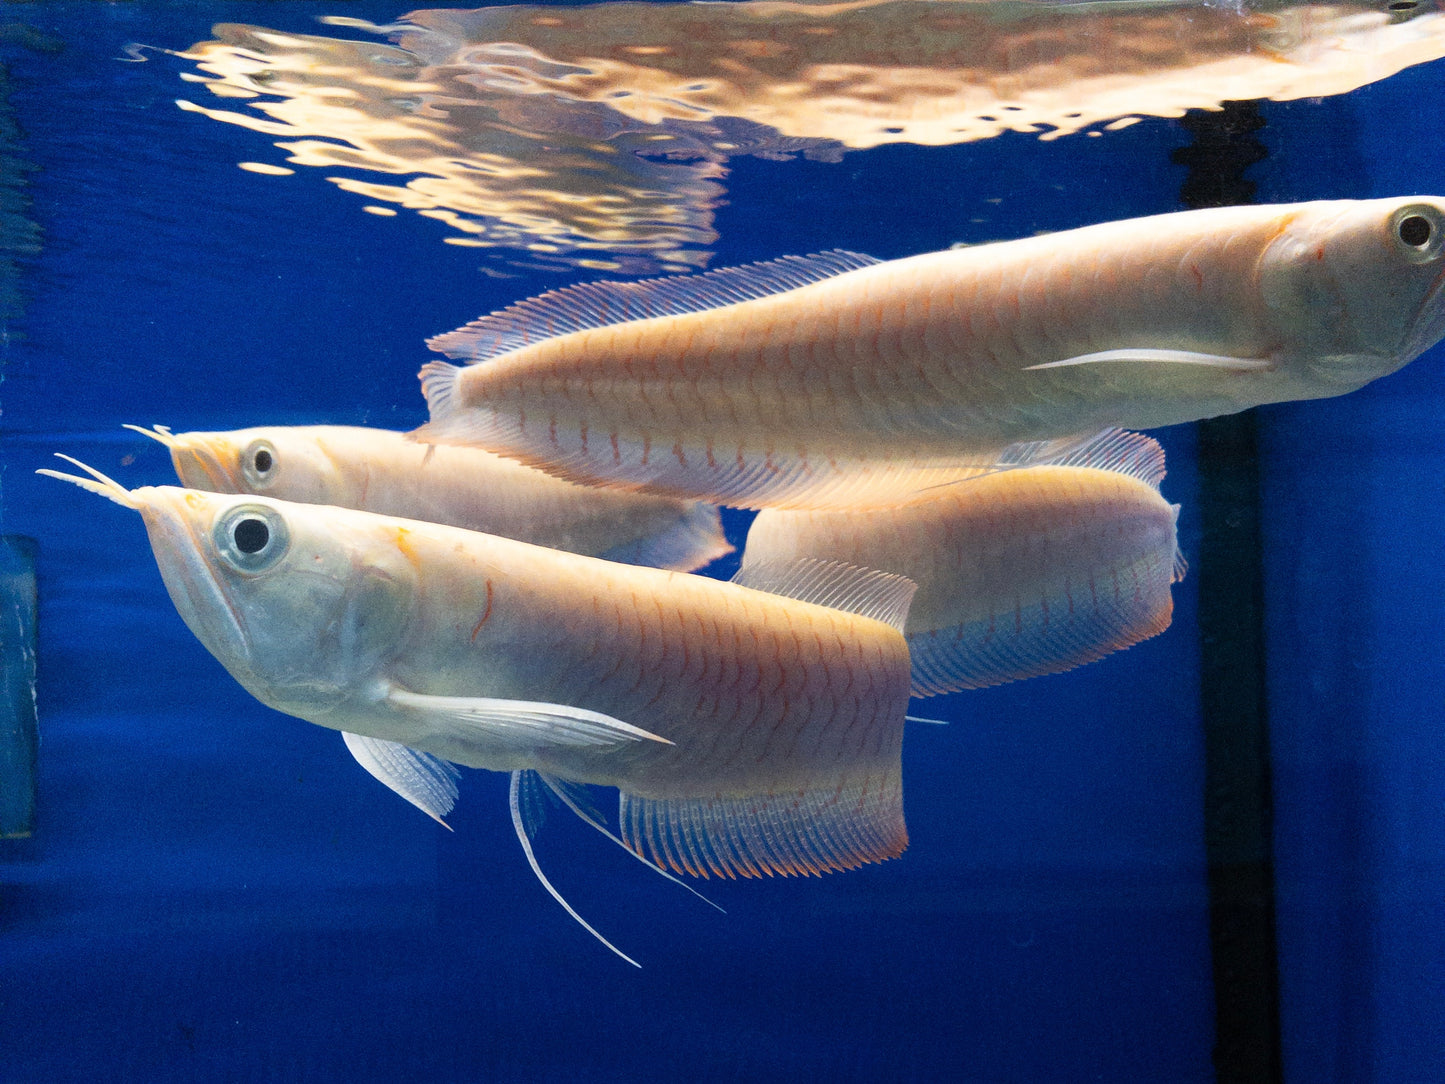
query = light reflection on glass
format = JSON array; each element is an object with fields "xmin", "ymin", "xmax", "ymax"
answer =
[{"xmin": 176, "ymin": 0, "xmax": 1445, "ymax": 270}]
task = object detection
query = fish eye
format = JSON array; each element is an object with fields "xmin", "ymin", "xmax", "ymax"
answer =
[
  {"xmin": 240, "ymin": 439, "xmax": 279, "ymax": 488},
  {"xmin": 233, "ymin": 517, "xmax": 269, "ymax": 553},
  {"xmin": 213, "ymin": 504, "xmax": 290, "ymax": 573},
  {"xmin": 1391, "ymin": 204, "xmax": 1445, "ymax": 263},
  {"xmin": 1400, "ymin": 216, "xmax": 1431, "ymax": 247}
]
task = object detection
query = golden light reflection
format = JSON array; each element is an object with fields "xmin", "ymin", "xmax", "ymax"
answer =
[
  {"xmin": 237, "ymin": 160, "xmax": 294, "ymax": 175},
  {"xmin": 176, "ymin": 0, "xmax": 1445, "ymax": 270}
]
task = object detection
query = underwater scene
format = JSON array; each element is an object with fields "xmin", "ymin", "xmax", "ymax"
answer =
[{"xmin": 2, "ymin": 1, "xmax": 1444, "ymax": 1080}]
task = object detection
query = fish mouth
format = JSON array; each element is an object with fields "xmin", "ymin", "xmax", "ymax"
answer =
[
  {"xmin": 168, "ymin": 439, "xmax": 243, "ymax": 493},
  {"xmin": 123, "ymin": 425, "xmax": 242, "ymax": 492},
  {"xmin": 135, "ymin": 490, "xmax": 254, "ymax": 671},
  {"xmin": 140, "ymin": 495, "xmax": 347, "ymax": 708}
]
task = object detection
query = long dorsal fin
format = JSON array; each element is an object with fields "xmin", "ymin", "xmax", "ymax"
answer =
[
  {"xmin": 732, "ymin": 557, "xmax": 916, "ymax": 633},
  {"xmin": 426, "ymin": 250, "xmax": 882, "ymax": 363},
  {"xmin": 1037, "ymin": 428, "xmax": 1167, "ymax": 489}
]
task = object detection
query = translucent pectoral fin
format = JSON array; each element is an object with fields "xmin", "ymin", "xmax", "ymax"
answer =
[
  {"xmin": 341, "ymin": 731, "xmax": 461, "ymax": 828},
  {"xmin": 383, "ymin": 687, "xmax": 673, "ymax": 750},
  {"xmin": 1024, "ymin": 348, "xmax": 1271, "ymax": 371}
]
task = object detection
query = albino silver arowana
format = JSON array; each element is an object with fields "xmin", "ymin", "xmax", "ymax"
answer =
[
  {"xmin": 741, "ymin": 430, "xmax": 1185, "ymax": 697},
  {"xmin": 420, "ymin": 197, "xmax": 1445, "ymax": 509},
  {"xmin": 40, "ymin": 457, "xmax": 914, "ymax": 964},
  {"xmin": 125, "ymin": 424, "xmax": 730, "ymax": 572}
]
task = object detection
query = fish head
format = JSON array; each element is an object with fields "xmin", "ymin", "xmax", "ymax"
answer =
[
  {"xmin": 41, "ymin": 458, "xmax": 418, "ymax": 718},
  {"xmin": 1261, "ymin": 196, "xmax": 1445, "ymax": 391},
  {"xmin": 125, "ymin": 424, "xmax": 350, "ymax": 505}
]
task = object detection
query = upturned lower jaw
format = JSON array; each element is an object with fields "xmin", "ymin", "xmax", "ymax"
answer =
[
  {"xmin": 140, "ymin": 502, "xmax": 251, "ymax": 665},
  {"xmin": 169, "ymin": 446, "xmax": 238, "ymax": 493}
]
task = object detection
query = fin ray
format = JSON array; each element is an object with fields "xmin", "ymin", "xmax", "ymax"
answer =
[
  {"xmin": 428, "ymin": 251, "xmax": 882, "ymax": 363},
  {"xmin": 536, "ymin": 773, "xmax": 723, "ymax": 912},
  {"xmin": 1028, "ymin": 428, "xmax": 1167, "ymax": 489},
  {"xmin": 510, "ymin": 771, "xmax": 640, "ymax": 967},
  {"xmin": 618, "ymin": 774, "xmax": 907, "ymax": 880},
  {"xmin": 731, "ymin": 557, "xmax": 916, "ymax": 633},
  {"xmin": 384, "ymin": 687, "xmax": 673, "ymax": 749},
  {"xmin": 906, "ymin": 569, "xmax": 1176, "ymax": 697},
  {"xmin": 342, "ymin": 732, "xmax": 460, "ymax": 828},
  {"xmin": 596, "ymin": 501, "xmax": 732, "ymax": 572}
]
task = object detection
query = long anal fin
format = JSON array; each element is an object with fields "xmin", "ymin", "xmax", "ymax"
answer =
[
  {"xmin": 510, "ymin": 771, "xmax": 640, "ymax": 968},
  {"xmin": 342, "ymin": 732, "xmax": 460, "ymax": 828},
  {"xmin": 905, "ymin": 556, "xmax": 1177, "ymax": 697},
  {"xmin": 384, "ymin": 687, "xmax": 672, "ymax": 750},
  {"xmin": 619, "ymin": 773, "xmax": 907, "ymax": 880}
]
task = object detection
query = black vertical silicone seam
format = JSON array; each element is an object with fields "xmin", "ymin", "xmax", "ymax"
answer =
[{"xmin": 1171, "ymin": 99, "xmax": 1284, "ymax": 1084}]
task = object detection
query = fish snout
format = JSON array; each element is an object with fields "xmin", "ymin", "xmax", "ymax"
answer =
[{"xmin": 168, "ymin": 439, "xmax": 244, "ymax": 493}]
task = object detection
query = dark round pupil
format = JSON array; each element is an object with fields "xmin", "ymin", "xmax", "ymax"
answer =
[
  {"xmin": 253, "ymin": 449, "xmax": 273, "ymax": 473},
  {"xmin": 233, "ymin": 518, "xmax": 270, "ymax": 554},
  {"xmin": 1389, "ymin": 0, "xmax": 1417, "ymax": 11},
  {"xmin": 1399, "ymin": 215, "xmax": 1432, "ymax": 247}
]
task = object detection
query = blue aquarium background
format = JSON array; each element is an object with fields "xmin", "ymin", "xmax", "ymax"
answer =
[{"xmin": 1, "ymin": 3, "xmax": 1442, "ymax": 1081}]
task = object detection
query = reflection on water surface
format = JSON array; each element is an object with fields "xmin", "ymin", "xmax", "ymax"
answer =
[{"xmin": 173, "ymin": 0, "xmax": 1445, "ymax": 270}]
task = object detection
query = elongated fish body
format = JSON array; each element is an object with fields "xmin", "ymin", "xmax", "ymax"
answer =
[
  {"xmin": 741, "ymin": 431, "xmax": 1185, "ymax": 697},
  {"xmin": 129, "ymin": 424, "xmax": 729, "ymax": 572},
  {"xmin": 420, "ymin": 197, "xmax": 1445, "ymax": 509},
  {"xmin": 43, "ymin": 464, "xmax": 913, "ymax": 881}
]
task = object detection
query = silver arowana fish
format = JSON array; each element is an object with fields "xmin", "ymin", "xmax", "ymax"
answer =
[
  {"xmin": 420, "ymin": 197, "xmax": 1445, "ymax": 510},
  {"xmin": 40, "ymin": 459, "xmax": 914, "ymax": 964},
  {"xmin": 125, "ymin": 424, "xmax": 730, "ymax": 572},
  {"xmin": 741, "ymin": 430, "xmax": 1185, "ymax": 698}
]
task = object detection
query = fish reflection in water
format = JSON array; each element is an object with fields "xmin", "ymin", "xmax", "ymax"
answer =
[
  {"xmin": 389, "ymin": 0, "xmax": 1445, "ymax": 147},
  {"xmin": 173, "ymin": 0, "xmax": 1445, "ymax": 269},
  {"xmin": 741, "ymin": 430, "xmax": 1185, "ymax": 697},
  {"xmin": 39, "ymin": 460, "xmax": 915, "ymax": 964},
  {"xmin": 125, "ymin": 423, "xmax": 730, "ymax": 571},
  {"xmin": 418, "ymin": 197, "xmax": 1445, "ymax": 509}
]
